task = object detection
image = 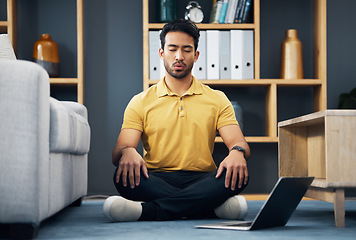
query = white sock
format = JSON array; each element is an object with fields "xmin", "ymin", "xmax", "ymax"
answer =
[
  {"xmin": 214, "ymin": 195, "xmax": 248, "ymax": 220},
  {"xmin": 103, "ymin": 196, "xmax": 142, "ymax": 222}
]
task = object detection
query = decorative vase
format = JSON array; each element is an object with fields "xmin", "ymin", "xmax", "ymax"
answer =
[
  {"xmin": 231, "ymin": 101, "xmax": 244, "ymax": 131},
  {"xmin": 280, "ymin": 29, "xmax": 303, "ymax": 79},
  {"xmin": 33, "ymin": 34, "xmax": 60, "ymax": 77},
  {"xmin": 159, "ymin": 0, "xmax": 177, "ymax": 23}
]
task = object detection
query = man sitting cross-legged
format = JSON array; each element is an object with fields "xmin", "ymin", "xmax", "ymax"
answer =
[{"xmin": 103, "ymin": 19, "xmax": 250, "ymax": 222}]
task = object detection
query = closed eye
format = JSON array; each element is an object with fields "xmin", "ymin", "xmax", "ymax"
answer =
[{"xmin": 183, "ymin": 46, "xmax": 193, "ymax": 52}]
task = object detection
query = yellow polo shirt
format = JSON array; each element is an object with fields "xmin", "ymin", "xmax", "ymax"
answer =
[{"xmin": 122, "ymin": 76, "xmax": 238, "ymax": 172}]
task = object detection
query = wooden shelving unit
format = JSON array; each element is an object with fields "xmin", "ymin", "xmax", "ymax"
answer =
[
  {"xmin": 2, "ymin": 0, "xmax": 84, "ymax": 104},
  {"xmin": 142, "ymin": 0, "xmax": 327, "ymax": 144},
  {"xmin": 0, "ymin": 0, "xmax": 16, "ymax": 50}
]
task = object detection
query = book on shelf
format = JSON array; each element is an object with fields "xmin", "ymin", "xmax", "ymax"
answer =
[
  {"xmin": 210, "ymin": 0, "xmax": 220, "ymax": 23},
  {"xmin": 234, "ymin": 0, "xmax": 244, "ymax": 23},
  {"xmin": 235, "ymin": 0, "xmax": 253, "ymax": 23},
  {"xmin": 225, "ymin": 0, "xmax": 239, "ymax": 24},
  {"xmin": 210, "ymin": 0, "xmax": 253, "ymax": 24},
  {"xmin": 218, "ymin": 0, "xmax": 229, "ymax": 24},
  {"xmin": 242, "ymin": 0, "xmax": 253, "ymax": 23},
  {"xmin": 213, "ymin": 0, "xmax": 223, "ymax": 23}
]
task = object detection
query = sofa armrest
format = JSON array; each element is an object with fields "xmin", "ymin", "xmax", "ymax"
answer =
[
  {"xmin": 0, "ymin": 59, "xmax": 50, "ymax": 223},
  {"xmin": 49, "ymin": 98, "xmax": 91, "ymax": 154},
  {"xmin": 61, "ymin": 101, "xmax": 88, "ymax": 119}
]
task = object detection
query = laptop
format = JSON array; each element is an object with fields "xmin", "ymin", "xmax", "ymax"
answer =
[{"xmin": 196, "ymin": 176, "xmax": 314, "ymax": 231}]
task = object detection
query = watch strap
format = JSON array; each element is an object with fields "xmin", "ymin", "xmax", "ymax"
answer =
[{"xmin": 230, "ymin": 146, "xmax": 246, "ymax": 158}]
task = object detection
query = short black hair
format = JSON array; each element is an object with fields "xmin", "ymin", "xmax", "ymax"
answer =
[{"xmin": 160, "ymin": 19, "xmax": 200, "ymax": 51}]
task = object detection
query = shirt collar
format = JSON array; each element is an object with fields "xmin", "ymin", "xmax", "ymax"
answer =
[{"xmin": 157, "ymin": 76, "xmax": 203, "ymax": 97}]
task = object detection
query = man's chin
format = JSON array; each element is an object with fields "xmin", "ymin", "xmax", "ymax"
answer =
[
  {"xmin": 165, "ymin": 64, "xmax": 193, "ymax": 79},
  {"xmin": 170, "ymin": 71, "xmax": 189, "ymax": 79}
]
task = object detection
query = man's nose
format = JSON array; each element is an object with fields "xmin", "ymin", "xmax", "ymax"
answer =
[{"xmin": 175, "ymin": 49, "xmax": 184, "ymax": 61}]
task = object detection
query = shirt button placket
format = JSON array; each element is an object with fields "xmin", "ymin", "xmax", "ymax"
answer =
[{"xmin": 179, "ymin": 97, "xmax": 185, "ymax": 117}]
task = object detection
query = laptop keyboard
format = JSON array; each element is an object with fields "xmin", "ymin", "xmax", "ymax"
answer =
[{"xmin": 226, "ymin": 222, "xmax": 252, "ymax": 227}]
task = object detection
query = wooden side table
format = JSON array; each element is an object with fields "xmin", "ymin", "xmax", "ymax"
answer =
[{"xmin": 278, "ymin": 110, "xmax": 356, "ymax": 227}]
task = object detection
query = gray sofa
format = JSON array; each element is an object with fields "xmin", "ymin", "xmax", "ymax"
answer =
[{"xmin": 0, "ymin": 58, "xmax": 90, "ymax": 238}]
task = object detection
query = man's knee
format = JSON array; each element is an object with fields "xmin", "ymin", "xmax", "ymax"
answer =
[
  {"xmin": 214, "ymin": 169, "xmax": 249, "ymax": 194},
  {"xmin": 112, "ymin": 168, "xmax": 137, "ymax": 188},
  {"xmin": 112, "ymin": 169, "xmax": 151, "ymax": 201}
]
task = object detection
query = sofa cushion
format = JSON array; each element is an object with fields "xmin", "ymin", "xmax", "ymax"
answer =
[
  {"xmin": 0, "ymin": 34, "xmax": 17, "ymax": 60},
  {"xmin": 49, "ymin": 98, "xmax": 90, "ymax": 154},
  {"xmin": 61, "ymin": 101, "xmax": 88, "ymax": 119}
]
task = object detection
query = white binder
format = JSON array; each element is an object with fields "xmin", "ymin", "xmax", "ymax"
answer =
[
  {"xmin": 206, "ymin": 30, "xmax": 220, "ymax": 79},
  {"xmin": 159, "ymin": 30, "xmax": 165, "ymax": 80},
  {"xmin": 230, "ymin": 30, "xmax": 243, "ymax": 79},
  {"xmin": 149, "ymin": 31, "xmax": 161, "ymax": 80},
  {"xmin": 242, "ymin": 30, "xmax": 254, "ymax": 79},
  {"xmin": 219, "ymin": 31, "xmax": 231, "ymax": 79},
  {"xmin": 192, "ymin": 30, "xmax": 206, "ymax": 80}
]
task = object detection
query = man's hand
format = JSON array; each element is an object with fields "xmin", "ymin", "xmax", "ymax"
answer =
[
  {"xmin": 116, "ymin": 147, "xmax": 149, "ymax": 188},
  {"xmin": 216, "ymin": 150, "xmax": 248, "ymax": 191}
]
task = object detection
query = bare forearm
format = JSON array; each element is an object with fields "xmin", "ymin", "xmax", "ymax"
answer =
[{"xmin": 219, "ymin": 125, "xmax": 250, "ymax": 160}]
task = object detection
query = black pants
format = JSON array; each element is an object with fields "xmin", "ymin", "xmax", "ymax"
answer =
[{"xmin": 113, "ymin": 168, "xmax": 248, "ymax": 221}]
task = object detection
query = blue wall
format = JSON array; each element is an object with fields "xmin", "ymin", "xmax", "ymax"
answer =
[{"xmin": 13, "ymin": 0, "xmax": 356, "ymax": 195}]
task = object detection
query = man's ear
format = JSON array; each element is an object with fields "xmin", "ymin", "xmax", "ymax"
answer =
[
  {"xmin": 194, "ymin": 50, "xmax": 200, "ymax": 63},
  {"xmin": 159, "ymin": 48, "xmax": 164, "ymax": 60}
]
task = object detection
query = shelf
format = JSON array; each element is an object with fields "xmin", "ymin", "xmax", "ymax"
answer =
[
  {"xmin": 2, "ymin": 0, "xmax": 16, "ymax": 51},
  {"xmin": 0, "ymin": 23, "xmax": 7, "ymax": 32},
  {"xmin": 148, "ymin": 23, "xmax": 256, "ymax": 30},
  {"xmin": 147, "ymin": 79, "xmax": 324, "ymax": 87},
  {"xmin": 310, "ymin": 178, "xmax": 356, "ymax": 188},
  {"xmin": 143, "ymin": 0, "xmax": 327, "ymax": 146},
  {"xmin": 3, "ymin": 0, "xmax": 83, "ymax": 104},
  {"xmin": 50, "ymin": 78, "xmax": 79, "ymax": 85},
  {"xmin": 0, "ymin": 21, "xmax": 8, "ymax": 27},
  {"xmin": 215, "ymin": 136, "xmax": 278, "ymax": 143}
]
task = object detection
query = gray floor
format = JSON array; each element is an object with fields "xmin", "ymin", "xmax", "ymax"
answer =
[{"xmin": 24, "ymin": 200, "xmax": 356, "ymax": 240}]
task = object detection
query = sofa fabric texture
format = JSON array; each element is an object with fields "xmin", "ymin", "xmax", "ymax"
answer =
[
  {"xmin": 0, "ymin": 34, "xmax": 16, "ymax": 60},
  {"xmin": 0, "ymin": 59, "xmax": 90, "ymax": 226},
  {"xmin": 50, "ymin": 98, "xmax": 90, "ymax": 154}
]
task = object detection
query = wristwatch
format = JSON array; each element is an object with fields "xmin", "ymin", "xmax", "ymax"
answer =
[{"xmin": 230, "ymin": 146, "xmax": 246, "ymax": 159}]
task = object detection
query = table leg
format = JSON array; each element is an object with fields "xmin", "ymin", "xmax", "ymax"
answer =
[{"xmin": 334, "ymin": 188, "xmax": 345, "ymax": 227}]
